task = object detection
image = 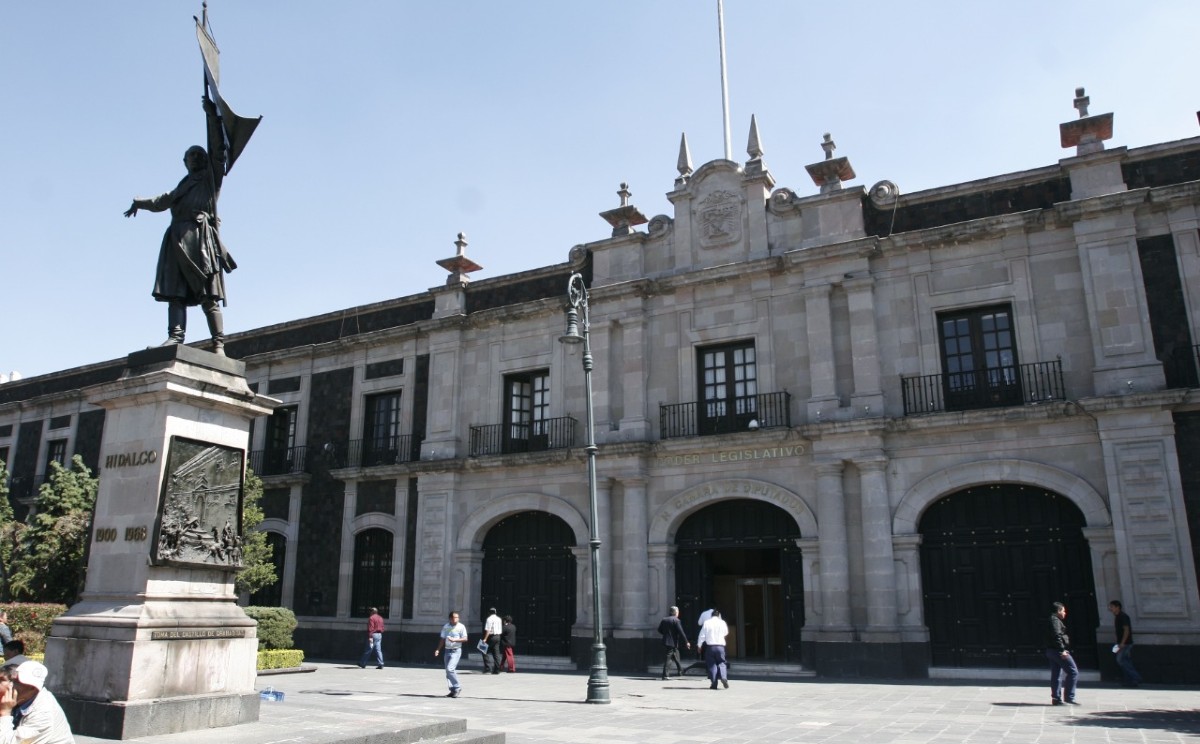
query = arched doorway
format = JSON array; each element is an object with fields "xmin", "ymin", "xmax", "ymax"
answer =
[
  {"xmin": 674, "ymin": 499, "xmax": 803, "ymax": 661},
  {"xmin": 481, "ymin": 511, "xmax": 576, "ymax": 656},
  {"xmin": 920, "ymin": 484, "xmax": 1098, "ymax": 669}
]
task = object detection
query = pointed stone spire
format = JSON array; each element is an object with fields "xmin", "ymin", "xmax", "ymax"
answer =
[
  {"xmin": 676, "ymin": 132, "xmax": 693, "ymax": 186},
  {"xmin": 599, "ymin": 182, "xmax": 648, "ymax": 237},
  {"xmin": 744, "ymin": 115, "xmax": 766, "ymax": 175},
  {"xmin": 1059, "ymin": 86, "xmax": 1113, "ymax": 156},
  {"xmin": 805, "ymin": 133, "xmax": 856, "ymax": 193},
  {"xmin": 747, "ymin": 115, "xmax": 763, "ymax": 160},
  {"xmin": 436, "ymin": 231, "xmax": 482, "ymax": 285}
]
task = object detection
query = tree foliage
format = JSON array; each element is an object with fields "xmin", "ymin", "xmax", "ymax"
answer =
[
  {"xmin": 235, "ymin": 468, "xmax": 277, "ymax": 597},
  {"xmin": 8, "ymin": 456, "xmax": 98, "ymax": 604},
  {"xmin": 0, "ymin": 459, "xmax": 22, "ymax": 601}
]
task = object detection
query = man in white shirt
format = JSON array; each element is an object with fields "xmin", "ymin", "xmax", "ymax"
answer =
[
  {"xmin": 480, "ymin": 608, "xmax": 503, "ymax": 674},
  {"xmin": 696, "ymin": 610, "xmax": 730, "ymax": 689},
  {"xmin": 0, "ymin": 660, "xmax": 76, "ymax": 743},
  {"xmin": 435, "ymin": 611, "xmax": 468, "ymax": 698}
]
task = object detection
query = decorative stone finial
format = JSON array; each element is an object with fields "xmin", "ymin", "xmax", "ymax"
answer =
[
  {"xmin": 436, "ymin": 231, "xmax": 482, "ymax": 286},
  {"xmin": 1073, "ymin": 87, "xmax": 1090, "ymax": 118},
  {"xmin": 747, "ymin": 115, "xmax": 763, "ymax": 160},
  {"xmin": 1060, "ymin": 86, "xmax": 1113, "ymax": 155},
  {"xmin": 821, "ymin": 133, "xmax": 836, "ymax": 160},
  {"xmin": 599, "ymin": 182, "xmax": 648, "ymax": 237},
  {"xmin": 805, "ymin": 132, "xmax": 855, "ymax": 193},
  {"xmin": 677, "ymin": 132, "xmax": 693, "ymax": 184}
]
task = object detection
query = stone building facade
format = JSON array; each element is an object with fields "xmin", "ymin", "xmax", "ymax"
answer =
[{"xmin": 3, "ymin": 93, "xmax": 1200, "ymax": 679}]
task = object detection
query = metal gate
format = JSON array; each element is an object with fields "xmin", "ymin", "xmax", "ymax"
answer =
[
  {"xmin": 920, "ymin": 484, "xmax": 1098, "ymax": 668},
  {"xmin": 673, "ymin": 498, "xmax": 804, "ymax": 661},
  {"xmin": 481, "ymin": 511, "xmax": 576, "ymax": 656}
]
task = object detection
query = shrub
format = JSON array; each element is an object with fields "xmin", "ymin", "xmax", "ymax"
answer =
[
  {"xmin": 243, "ymin": 606, "xmax": 297, "ymax": 650},
  {"xmin": 257, "ymin": 649, "xmax": 304, "ymax": 671},
  {"xmin": 1, "ymin": 603, "xmax": 67, "ymax": 654}
]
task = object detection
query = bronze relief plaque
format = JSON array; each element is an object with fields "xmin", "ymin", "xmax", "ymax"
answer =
[{"xmin": 152, "ymin": 436, "xmax": 245, "ymax": 570}]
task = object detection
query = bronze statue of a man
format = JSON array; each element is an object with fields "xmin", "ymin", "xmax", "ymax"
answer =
[{"xmin": 125, "ymin": 98, "xmax": 236, "ymax": 354}]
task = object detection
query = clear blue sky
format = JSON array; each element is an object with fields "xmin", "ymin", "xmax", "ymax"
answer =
[{"xmin": 3, "ymin": 1, "xmax": 1197, "ymax": 379}]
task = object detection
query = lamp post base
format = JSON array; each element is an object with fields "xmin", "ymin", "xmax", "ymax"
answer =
[{"xmin": 586, "ymin": 642, "xmax": 611, "ymax": 704}]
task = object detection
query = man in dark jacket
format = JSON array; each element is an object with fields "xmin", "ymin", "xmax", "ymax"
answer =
[
  {"xmin": 1045, "ymin": 602, "xmax": 1079, "ymax": 705},
  {"xmin": 1109, "ymin": 600, "xmax": 1142, "ymax": 687},
  {"xmin": 657, "ymin": 606, "xmax": 691, "ymax": 679}
]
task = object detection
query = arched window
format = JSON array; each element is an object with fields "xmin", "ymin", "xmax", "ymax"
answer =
[
  {"xmin": 250, "ymin": 531, "xmax": 287, "ymax": 607},
  {"xmin": 351, "ymin": 528, "xmax": 393, "ymax": 618}
]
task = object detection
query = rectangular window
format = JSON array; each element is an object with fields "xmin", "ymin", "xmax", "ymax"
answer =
[
  {"xmin": 263, "ymin": 406, "xmax": 298, "ymax": 475},
  {"xmin": 46, "ymin": 439, "xmax": 68, "ymax": 471},
  {"xmin": 363, "ymin": 392, "xmax": 403, "ymax": 465},
  {"xmin": 937, "ymin": 304, "xmax": 1021, "ymax": 410},
  {"xmin": 503, "ymin": 370, "xmax": 549, "ymax": 452},
  {"xmin": 697, "ymin": 342, "xmax": 757, "ymax": 434}
]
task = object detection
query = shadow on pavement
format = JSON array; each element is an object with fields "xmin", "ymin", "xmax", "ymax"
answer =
[{"xmin": 1068, "ymin": 709, "xmax": 1200, "ymax": 735}]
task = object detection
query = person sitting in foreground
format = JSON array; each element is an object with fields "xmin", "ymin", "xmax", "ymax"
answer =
[{"xmin": 0, "ymin": 661, "xmax": 76, "ymax": 743}]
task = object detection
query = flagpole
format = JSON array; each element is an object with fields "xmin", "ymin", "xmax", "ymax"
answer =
[{"xmin": 717, "ymin": 0, "xmax": 732, "ymax": 161}]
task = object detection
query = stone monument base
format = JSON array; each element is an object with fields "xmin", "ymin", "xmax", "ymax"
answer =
[
  {"xmin": 44, "ymin": 344, "xmax": 275, "ymax": 739},
  {"xmin": 58, "ymin": 691, "xmax": 260, "ymax": 740}
]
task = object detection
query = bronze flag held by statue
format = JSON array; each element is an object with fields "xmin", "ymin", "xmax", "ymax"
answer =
[
  {"xmin": 124, "ymin": 3, "xmax": 261, "ymax": 355},
  {"xmin": 195, "ymin": 3, "xmax": 261, "ymax": 174}
]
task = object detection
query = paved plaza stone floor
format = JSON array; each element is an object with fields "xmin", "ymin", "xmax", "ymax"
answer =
[{"xmin": 75, "ymin": 661, "xmax": 1200, "ymax": 744}]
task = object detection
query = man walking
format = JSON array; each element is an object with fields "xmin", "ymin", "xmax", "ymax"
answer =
[
  {"xmin": 1045, "ymin": 602, "xmax": 1079, "ymax": 705},
  {"xmin": 480, "ymin": 607, "xmax": 503, "ymax": 674},
  {"xmin": 358, "ymin": 607, "xmax": 385, "ymax": 669},
  {"xmin": 0, "ymin": 612, "xmax": 11, "ymax": 646},
  {"xmin": 1108, "ymin": 600, "xmax": 1142, "ymax": 687},
  {"xmin": 657, "ymin": 606, "xmax": 691, "ymax": 679},
  {"xmin": 500, "ymin": 615, "xmax": 517, "ymax": 673},
  {"xmin": 697, "ymin": 609, "xmax": 730, "ymax": 689},
  {"xmin": 435, "ymin": 611, "xmax": 468, "ymax": 698}
]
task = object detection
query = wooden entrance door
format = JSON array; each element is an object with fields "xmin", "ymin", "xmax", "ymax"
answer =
[
  {"xmin": 920, "ymin": 485, "xmax": 1098, "ymax": 668},
  {"xmin": 481, "ymin": 511, "xmax": 576, "ymax": 656}
]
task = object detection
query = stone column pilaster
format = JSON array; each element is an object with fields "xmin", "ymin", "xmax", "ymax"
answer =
[
  {"xmin": 336, "ymin": 480, "xmax": 358, "ymax": 618},
  {"xmin": 618, "ymin": 476, "xmax": 649, "ymax": 629},
  {"xmin": 857, "ymin": 456, "xmax": 897, "ymax": 630},
  {"xmin": 804, "ymin": 284, "xmax": 838, "ymax": 420},
  {"xmin": 816, "ymin": 461, "xmax": 851, "ymax": 631}
]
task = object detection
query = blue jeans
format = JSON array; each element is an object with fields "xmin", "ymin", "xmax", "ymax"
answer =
[
  {"xmin": 704, "ymin": 644, "xmax": 728, "ymax": 687},
  {"xmin": 1045, "ymin": 649, "xmax": 1078, "ymax": 702},
  {"xmin": 360, "ymin": 632, "xmax": 383, "ymax": 667},
  {"xmin": 1115, "ymin": 645, "xmax": 1141, "ymax": 684},
  {"xmin": 444, "ymin": 646, "xmax": 462, "ymax": 690}
]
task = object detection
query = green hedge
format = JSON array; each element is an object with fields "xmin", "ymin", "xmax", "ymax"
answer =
[
  {"xmin": 257, "ymin": 649, "xmax": 304, "ymax": 670},
  {"xmin": 242, "ymin": 606, "xmax": 297, "ymax": 650},
  {"xmin": 1, "ymin": 603, "xmax": 68, "ymax": 655}
]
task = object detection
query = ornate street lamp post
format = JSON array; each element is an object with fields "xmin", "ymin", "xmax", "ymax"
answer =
[{"xmin": 558, "ymin": 272, "xmax": 610, "ymax": 704}]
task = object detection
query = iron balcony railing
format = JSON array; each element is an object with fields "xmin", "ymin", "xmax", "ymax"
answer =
[
  {"xmin": 469, "ymin": 416, "xmax": 577, "ymax": 457},
  {"xmin": 659, "ymin": 391, "xmax": 792, "ymax": 439},
  {"xmin": 901, "ymin": 359, "xmax": 1065, "ymax": 416},
  {"xmin": 248, "ymin": 446, "xmax": 309, "ymax": 476},
  {"xmin": 341, "ymin": 435, "xmax": 420, "ymax": 468}
]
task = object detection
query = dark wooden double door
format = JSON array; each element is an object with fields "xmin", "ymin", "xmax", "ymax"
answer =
[
  {"xmin": 920, "ymin": 485, "xmax": 1098, "ymax": 669},
  {"xmin": 480, "ymin": 511, "xmax": 576, "ymax": 656}
]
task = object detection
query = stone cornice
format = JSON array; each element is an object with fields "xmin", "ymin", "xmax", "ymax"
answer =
[{"xmin": 884, "ymin": 210, "xmax": 1046, "ymax": 252}]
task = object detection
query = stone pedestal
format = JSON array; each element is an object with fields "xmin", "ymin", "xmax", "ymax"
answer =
[{"xmin": 45, "ymin": 345, "xmax": 276, "ymax": 739}]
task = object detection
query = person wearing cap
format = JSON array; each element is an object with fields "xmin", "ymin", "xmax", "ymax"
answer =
[{"xmin": 0, "ymin": 660, "xmax": 76, "ymax": 743}]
